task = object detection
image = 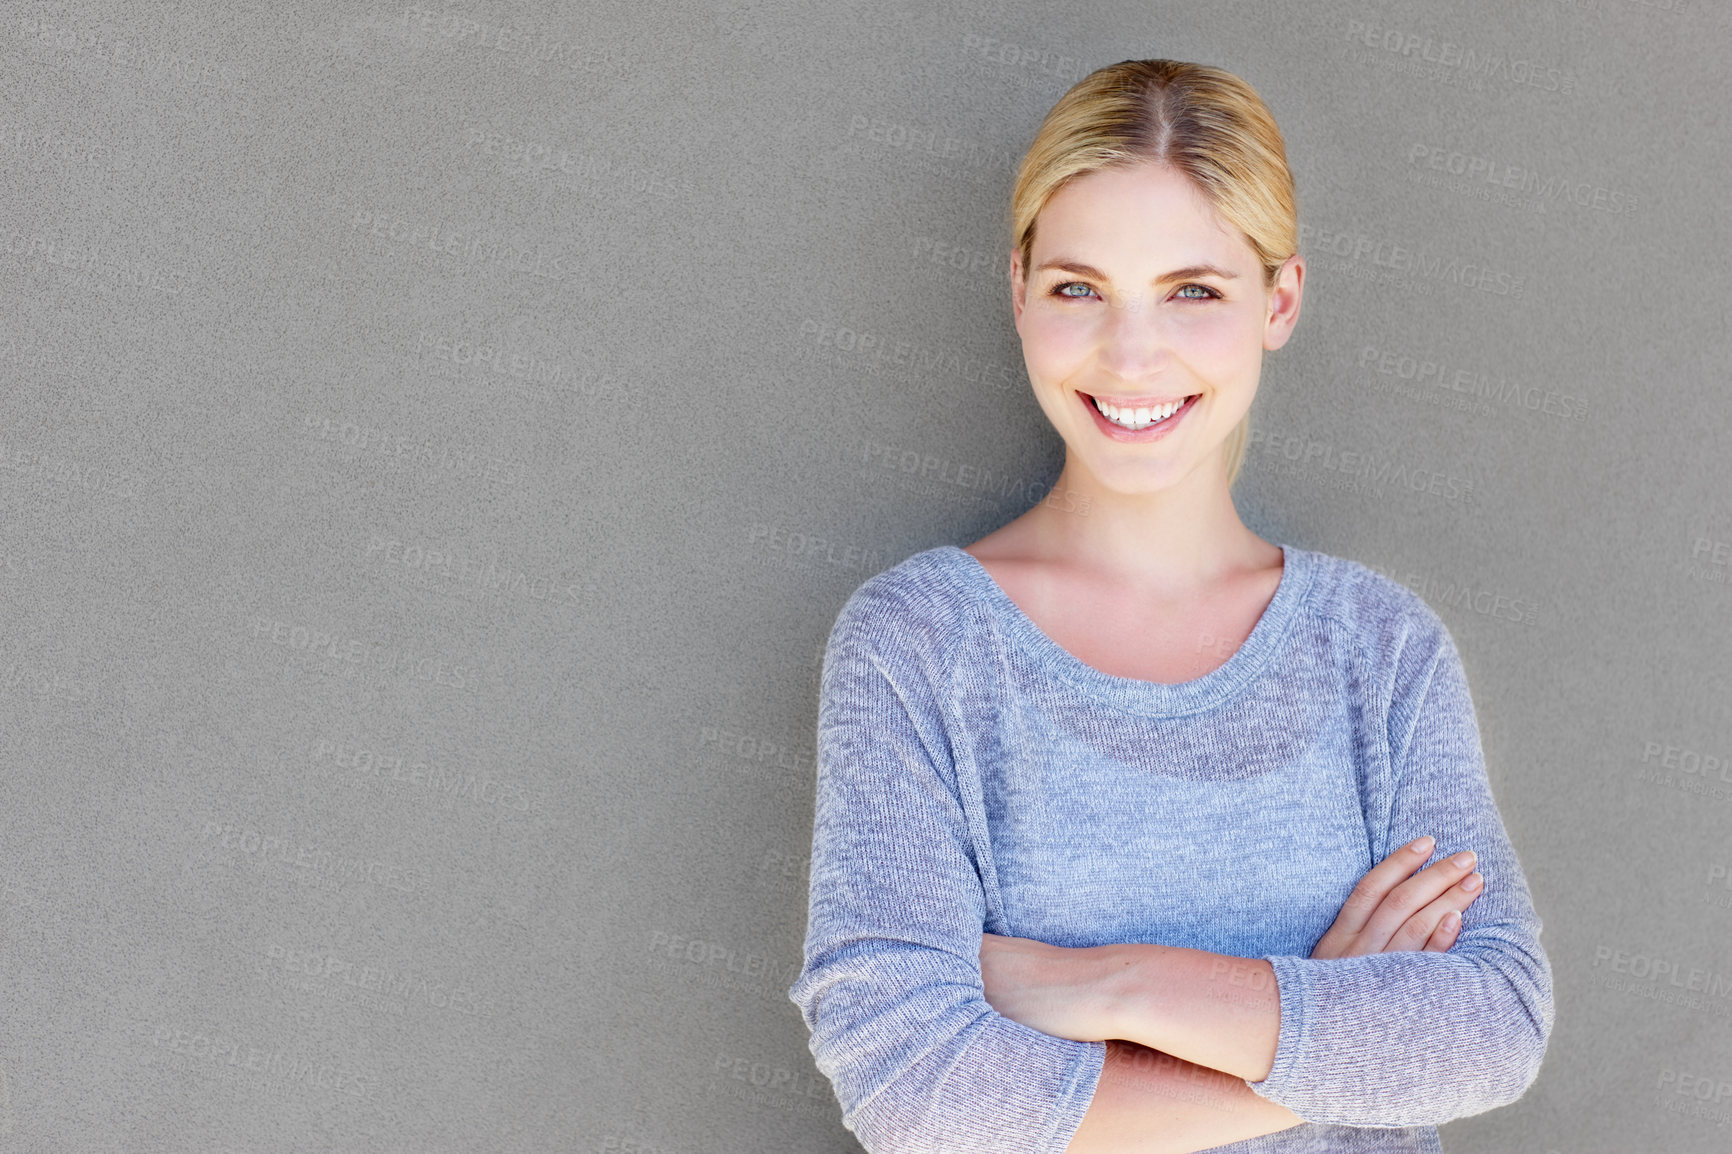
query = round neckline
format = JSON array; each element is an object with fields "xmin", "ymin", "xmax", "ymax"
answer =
[{"xmin": 939, "ymin": 542, "xmax": 1315, "ymax": 718}]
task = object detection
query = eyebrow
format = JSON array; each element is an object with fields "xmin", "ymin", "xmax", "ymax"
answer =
[{"xmin": 1035, "ymin": 260, "xmax": 1239, "ymax": 284}]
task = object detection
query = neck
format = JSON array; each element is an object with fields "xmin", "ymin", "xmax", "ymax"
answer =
[{"xmin": 1019, "ymin": 450, "xmax": 1274, "ymax": 598}]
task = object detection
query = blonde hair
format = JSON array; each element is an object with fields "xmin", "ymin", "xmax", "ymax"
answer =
[{"xmin": 1009, "ymin": 59, "xmax": 1298, "ymax": 487}]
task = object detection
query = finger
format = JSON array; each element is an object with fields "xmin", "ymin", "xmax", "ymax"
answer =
[
  {"xmin": 1321, "ymin": 837, "xmax": 1437, "ymax": 944},
  {"xmin": 1390, "ymin": 872, "xmax": 1484, "ymax": 952},
  {"xmin": 1359, "ymin": 852, "xmax": 1479, "ymax": 948},
  {"xmin": 1423, "ymin": 910, "xmax": 1461, "ymax": 951}
]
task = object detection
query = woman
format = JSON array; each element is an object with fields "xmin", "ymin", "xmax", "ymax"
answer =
[{"xmin": 789, "ymin": 59, "xmax": 1552, "ymax": 1154}]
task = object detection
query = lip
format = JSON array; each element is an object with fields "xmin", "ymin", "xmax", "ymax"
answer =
[
  {"xmin": 1079, "ymin": 389, "xmax": 1199, "ymax": 442},
  {"xmin": 1088, "ymin": 392, "xmax": 1193, "ymax": 407}
]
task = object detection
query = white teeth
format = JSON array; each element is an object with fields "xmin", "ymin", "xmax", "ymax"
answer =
[{"xmin": 1092, "ymin": 395, "xmax": 1187, "ymax": 430}]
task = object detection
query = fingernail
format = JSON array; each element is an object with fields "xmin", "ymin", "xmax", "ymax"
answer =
[
  {"xmin": 1410, "ymin": 836, "xmax": 1434, "ymax": 855},
  {"xmin": 1453, "ymin": 851, "xmax": 1476, "ymax": 869}
]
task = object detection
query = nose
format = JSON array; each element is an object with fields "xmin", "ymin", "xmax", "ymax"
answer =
[{"xmin": 1097, "ymin": 295, "xmax": 1170, "ymax": 379}]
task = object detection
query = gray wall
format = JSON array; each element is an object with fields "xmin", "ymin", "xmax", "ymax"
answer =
[{"xmin": 2, "ymin": 1, "xmax": 1727, "ymax": 1151}]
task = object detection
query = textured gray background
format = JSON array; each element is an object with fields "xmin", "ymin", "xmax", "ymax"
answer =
[{"xmin": 1, "ymin": 0, "xmax": 1728, "ymax": 1151}]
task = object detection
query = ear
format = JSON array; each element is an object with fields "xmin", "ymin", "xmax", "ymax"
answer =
[
  {"xmin": 1010, "ymin": 247, "xmax": 1027, "ymax": 333},
  {"xmin": 1262, "ymin": 254, "xmax": 1304, "ymax": 353}
]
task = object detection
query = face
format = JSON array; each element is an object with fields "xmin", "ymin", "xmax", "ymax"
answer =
[{"xmin": 1011, "ymin": 161, "xmax": 1302, "ymax": 495}]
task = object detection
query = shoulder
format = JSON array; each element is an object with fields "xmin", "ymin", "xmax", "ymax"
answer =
[
  {"xmin": 826, "ymin": 546, "xmax": 978, "ymax": 668},
  {"xmin": 1293, "ymin": 546, "xmax": 1455, "ymax": 675}
]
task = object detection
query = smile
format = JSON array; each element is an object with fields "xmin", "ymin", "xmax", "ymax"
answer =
[{"xmin": 1079, "ymin": 390, "xmax": 1199, "ymax": 439}]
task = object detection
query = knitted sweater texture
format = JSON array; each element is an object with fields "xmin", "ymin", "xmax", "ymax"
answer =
[{"xmin": 789, "ymin": 542, "xmax": 1553, "ymax": 1153}]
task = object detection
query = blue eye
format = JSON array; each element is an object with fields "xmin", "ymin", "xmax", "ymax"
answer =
[{"xmin": 1047, "ymin": 281, "xmax": 1222, "ymax": 301}]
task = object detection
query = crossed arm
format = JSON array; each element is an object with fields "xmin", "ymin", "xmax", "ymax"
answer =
[
  {"xmin": 990, "ymin": 940, "xmax": 1302, "ymax": 1154},
  {"xmin": 977, "ymin": 834, "xmax": 1488, "ymax": 1153}
]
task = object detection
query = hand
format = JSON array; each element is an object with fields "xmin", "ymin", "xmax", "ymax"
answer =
[
  {"xmin": 1311, "ymin": 835, "xmax": 1485, "ymax": 959},
  {"xmin": 978, "ymin": 932, "xmax": 1119, "ymax": 1042}
]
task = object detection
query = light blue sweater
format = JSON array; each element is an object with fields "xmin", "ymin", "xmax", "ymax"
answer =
[{"xmin": 788, "ymin": 542, "xmax": 1553, "ymax": 1153}]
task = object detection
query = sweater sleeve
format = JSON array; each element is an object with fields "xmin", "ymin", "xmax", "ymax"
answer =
[
  {"xmin": 788, "ymin": 590, "xmax": 1106, "ymax": 1154},
  {"xmin": 1245, "ymin": 604, "xmax": 1554, "ymax": 1127}
]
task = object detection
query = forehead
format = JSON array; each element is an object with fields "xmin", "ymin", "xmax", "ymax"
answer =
[{"xmin": 1032, "ymin": 162, "xmax": 1251, "ymax": 268}]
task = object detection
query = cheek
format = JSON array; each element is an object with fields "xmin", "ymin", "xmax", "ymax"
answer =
[
  {"xmin": 1173, "ymin": 309, "xmax": 1264, "ymax": 365},
  {"xmin": 1019, "ymin": 309, "xmax": 1094, "ymax": 365}
]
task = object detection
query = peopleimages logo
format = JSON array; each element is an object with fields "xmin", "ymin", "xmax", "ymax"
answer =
[
  {"xmin": 1297, "ymin": 221, "xmax": 1528, "ymax": 298},
  {"xmin": 1357, "ymin": 345, "xmax": 1590, "ymax": 423},
  {"xmin": 845, "ymin": 115, "xmax": 1018, "ymax": 175},
  {"xmin": 958, "ymin": 33, "xmax": 1091, "ymax": 85},
  {"xmin": 798, "ymin": 318, "xmax": 1022, "ymax": 394},
  {"xmin": 1341, "ymin": 19, "xmax": 1578, "ymax": 94},
  {"xmin": 856, "ymin": 438, "xmax": 1090, "ymax": 514},
  {"xmin": 1688, "ymin": 536, "xmax": 1731, "ymax": 579},
  {"xmin": 1406, "ymin": 143, "xmax": 1640, "ymax": 214},
  {"xmin": 1248, "ymin": 429, "xmax": 1477, "ymax": 504},
  {"xmin": 1592, "ymin": 944, "xmax": 1732, "ymax": 1003},
  {"xmin": 1641, "ymin": 740, "xmax": 1732, "ymax": 783}
]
